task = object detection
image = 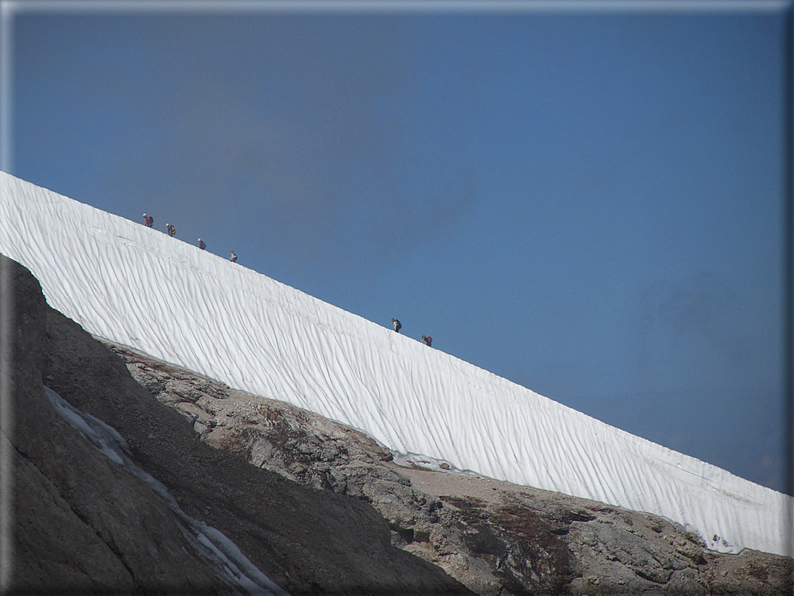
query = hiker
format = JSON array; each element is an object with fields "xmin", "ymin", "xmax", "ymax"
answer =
[
  {"xmin": 421, "ymin": 335, "xmax": 433, "ymax": 347},
  {"xmin": 143, "ymin": 213, "xmax": 153, "ymax": 227},
  {"xmin": 230, "ymin": 251, "xmax": 238, "ymax": 263},
  {"xmin": 391, "ymin": 318, "xmax": 402, "ymax": 333},
  {"xmin": 166, "ymin": 223, "xmax": 176, "ymax": 237},
  {"xmin": 198, "ymin": 238, "xmax": 206, "ymax": 250}
]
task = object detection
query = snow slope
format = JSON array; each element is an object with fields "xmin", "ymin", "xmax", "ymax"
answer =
[{"xmin": 1, "ymin": 172, "xmax": 790, "ymax": 557}]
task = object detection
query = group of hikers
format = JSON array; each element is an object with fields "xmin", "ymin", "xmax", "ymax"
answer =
[
  {"xmin": 143, "ymin": 213, "xmax": 238, "ymax": 262},
  {"xmin": 391, "ymin": 318, "xmax": 432, "ymax": 347},
  {"xmin": 144, "ymin": 214, "xmax": 431, "ymax": 345}
]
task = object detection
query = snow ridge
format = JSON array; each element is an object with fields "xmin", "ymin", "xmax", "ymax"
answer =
[{"xmin": 1, "ymin": 172, "xmax": 789, "ymax": 557}]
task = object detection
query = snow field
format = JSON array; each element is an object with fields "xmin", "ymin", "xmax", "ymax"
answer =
[{"xmin": 1, "ymin": 171, "xmax": 790, "ymax": 557}]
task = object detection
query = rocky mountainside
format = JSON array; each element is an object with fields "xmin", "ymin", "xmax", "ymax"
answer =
[{"xmin": 4, "ymin": 254, "xmax": 792, "ymax": 595}]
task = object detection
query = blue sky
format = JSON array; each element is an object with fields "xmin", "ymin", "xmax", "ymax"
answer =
[{"xmin": 7, "ymin": 1, "xmax": 790, "ymax": 492}]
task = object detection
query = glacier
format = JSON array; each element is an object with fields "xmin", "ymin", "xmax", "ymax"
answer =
[{"xmin": 0, "ymin": 171, "xmax": 790, "ymax": 557}]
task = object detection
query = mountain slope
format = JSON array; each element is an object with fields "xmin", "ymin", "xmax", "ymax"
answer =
[
  {"xmin": 5, "ymin": 254, "xmax": 474, "ymax": 595},
  {"xmin": 0, "ymin": 171, "xmax": 789, "ymax": 557}
]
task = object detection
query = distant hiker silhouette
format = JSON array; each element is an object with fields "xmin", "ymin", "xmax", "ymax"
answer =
[
  {"xmin": 198, "ymin": 238, "xmax": 206, "ymax": 250},
  {"xmin": 166, "ymin": 223, "xmax": 176, "ymax": 237},
  {"xmin": 391, "ymin": 318, "xmax": 402, "ymax": 333},
  {"xmin": 230, "ymin": 251, "xmax": 238, "ymax": 263},
  {"xmin": 143, "ymin": 213, "xmax": 153, "ymax": 227},
  {"xmin": 421, "ymin": 335, "xmax": 433, "ymax": 347}
]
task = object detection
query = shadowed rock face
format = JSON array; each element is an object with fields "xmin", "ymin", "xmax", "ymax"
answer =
[
  {"xmin": 4, "ymin": 253, "xmax": 793, "ymax": 595},
  {"xmin": 4, "ymin": 254, "xmax": 473, "ymax": 595}
]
